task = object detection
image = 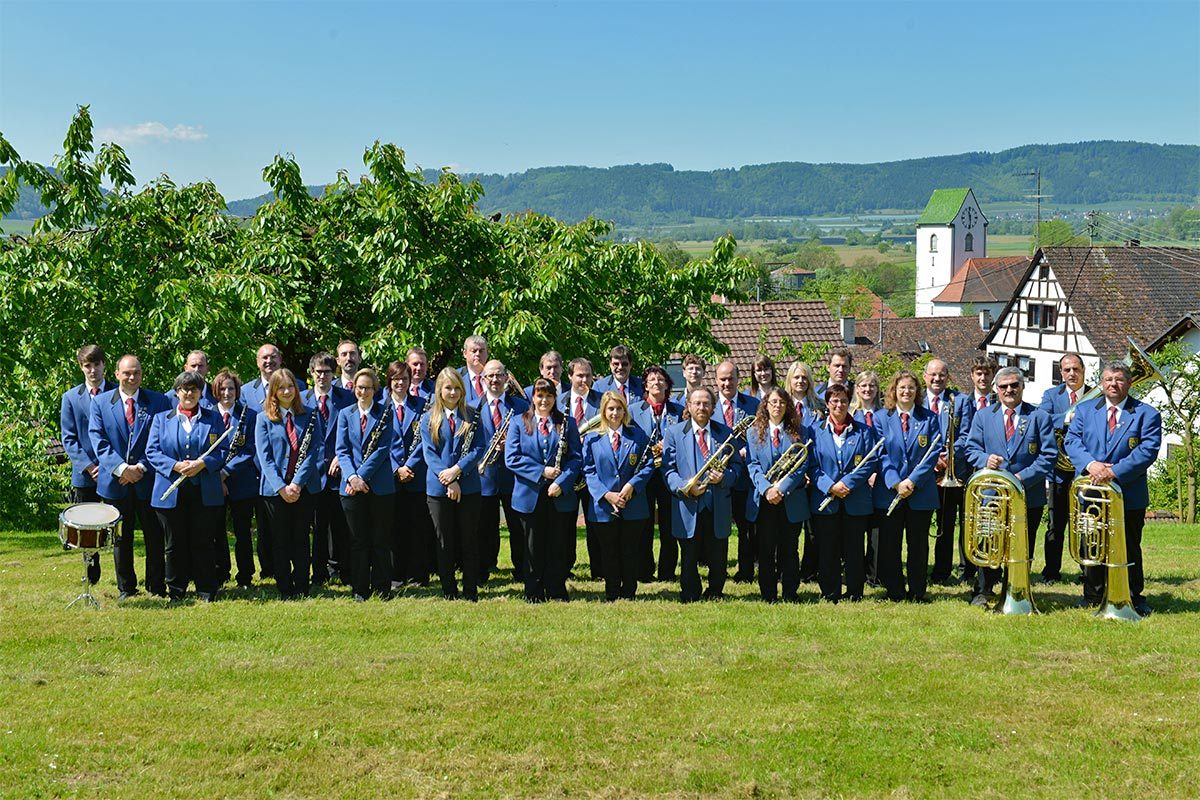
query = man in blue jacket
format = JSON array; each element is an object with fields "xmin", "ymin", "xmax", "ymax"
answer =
[{"xmin": 1037, "ymin": 352, "xmax": 1091, "ymax": 582}]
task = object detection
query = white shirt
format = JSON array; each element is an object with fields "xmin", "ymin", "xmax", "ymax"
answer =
[
  {"xmin": 178, "ymin": 408, "xmax": 197, "ymax": 435},
  {"xmin": 1001, "ymin": 404, "xmax": 1021, "ymax": 428},
  {"xmin": 1104, "ymin": 399, "xmax": 1123, "ymax": 426},
  {"xmin": 608, "ymin": 428, "xmax": 622, "ymax": 449},
  {"xmin": 768, "ymin": 422, "xmax": 784, "ymax": 442}
]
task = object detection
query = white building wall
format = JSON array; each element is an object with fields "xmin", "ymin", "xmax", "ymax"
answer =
[{"xmin": 915, "ymin": 223, "xmax": 954, "ymax": 317}]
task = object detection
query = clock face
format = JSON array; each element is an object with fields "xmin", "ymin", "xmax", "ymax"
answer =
[{"xmin": 960, "ymin": 207, "xmax": 977, "ymax": 229}]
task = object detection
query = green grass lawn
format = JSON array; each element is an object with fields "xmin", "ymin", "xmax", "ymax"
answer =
[{"xmin": 2, "ymin": 523, "xmax": 1197, "ymax": 798}]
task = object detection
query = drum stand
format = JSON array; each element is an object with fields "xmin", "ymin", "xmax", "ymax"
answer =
[{"xmin": 66, "ymin": 549, "xmax": 102, "ymax": 609}]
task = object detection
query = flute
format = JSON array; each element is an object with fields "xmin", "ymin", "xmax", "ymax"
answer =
[
  {"xmin": 816, "ymin": 436, "xmax": 885, "ymax": 512},
  {"xmin": 886, "ymin": 433, "xmax": 942, "ymax": 516},
  {"xmin": 160, "ymin": 423, "xmax": 235, "ymax": 501}
]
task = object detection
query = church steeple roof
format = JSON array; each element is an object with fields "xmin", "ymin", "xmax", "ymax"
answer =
[{"xmin": 917, "ymin": 188, "xmax": 970, "ymax": 225}]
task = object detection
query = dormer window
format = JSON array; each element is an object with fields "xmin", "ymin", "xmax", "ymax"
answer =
[
  {"xmin": 965, "ymin": 232, "xmax": 974, "ymax": 252},
  {"xmin": 930, "ymin": 234, "xmax": 938, "ymax": 253}
]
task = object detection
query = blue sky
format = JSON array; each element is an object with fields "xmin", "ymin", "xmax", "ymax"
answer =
[{"xmin": 2, "ymin": 0, "xmax": 1198, "ymax": 200}]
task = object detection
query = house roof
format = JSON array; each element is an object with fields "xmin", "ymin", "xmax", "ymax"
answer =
[
  {"xmin": 985, "ymin": 246, "xmax": 1200, "ymax": 360},
  {"xmin": 710, "ymin": 300, "xmax": 842, "ymax": 369},
  {"xmin": 855, "ymin": 285, "xmax": 899, "ymax": 320},
  {"xmin": 1147, "ymin": 309, "xmax": 1200, "ymax": 352},
  {"xmin": 851, "ymin": 315, "xmax": 987, "ymax": 385},
  {"xmin": 917, "ymin": 188, "xmax": 969, "ymax": 225},
  {"xmin": 932, "ymin": 256, "xmax": 1031, "ymax": 304}
]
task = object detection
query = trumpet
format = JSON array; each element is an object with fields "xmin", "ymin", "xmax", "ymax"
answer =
[
  {"xmin": 887, "ymin": 433, "xmax": 942, "ymax": 516},
  {"xmin": 478, "ymin": 408, "xmax": 514, "ymax": 474},
  {"xmin": 1069, "ymin": 476, "xmax": 1141, "ymax": 622},
  {"xmin": 938, "ymin": 402, "xmax": 962, "ymax": 488},
  {"xmin": 963, "ymin": 469, "xmax": 1036, "ymax": 615},
  {"xmin": 764, "ymin": 439, "xmax": 813, "ymax": 493},
  {"xmin": 680, "ymin": 417, "xmax": 752, "ymax": 497}
]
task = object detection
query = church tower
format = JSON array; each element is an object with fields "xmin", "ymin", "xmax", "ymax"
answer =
[{"xmin": 915, "ymin": 188, "xmax": 987, "ymax": 317}]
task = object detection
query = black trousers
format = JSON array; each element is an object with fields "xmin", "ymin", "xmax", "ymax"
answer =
[
  {"xmin": 1082, "ymin": 508, "xmax": 1147, "ymax": 604},
  {"xmin": 107, "ymin": 491, "xmax": 166, "ymax": 596},
  {"xmin": 678, "ymin": 509, "xmax": 728, "ymax": 602},
  {"xmin": 523, "ymin": 494, "xmax": 574, "ymax": 602},
  {"xmin": 754, "ymin": 501, "xmax": 800, "ymax": 602},
  {"xmin": 814, "ymin": 509, "xmax": 869, "ymax": 602},
  {"xmin": 254, "ymin": 497, "xmax": 274, "ymax": 579},
  {"xmin": 428, "ymin": 494, "xmax": 482, "ymax": 600},
  {"xmin": 799, "ymin": 520, "xmax": 818, "ymax": 581},
  {"xmin": 392, "ymin": 489, "xmax": 430, "ymax": 583},
  {"xmin": 931, "ymin": 484, "xmax": 968, "ymax": 582},
  {"xmin": 157, "ymin": 482, "xmax": 220, "ymax": 599},
  {"xmin": 880, "ymin": 502, "xmax": 933, "ymax": 601},
  {"xmin": 864, "ymin": 510, "xmax": 882, "ymax": 584},
  {"xmin": 342, "ymin": 491, "xmax": 395, "ymax": 599},
  {"xmin": 1044, "ymin": 476, "xmax": 1072, "ymax": 579},
  {"xmin": 732, "ymin": 488, "xmax": 756, "ymax": 580},
  {"xmin": 70, "ymin": 485, "xmax": 102, "ymax": 584},
  {"xmin": 263, "ymin": 492, "xmax": 313, "ymax": 598},
  {"xmin": 480, "ymin": 493, "xmax": 523, "ymax": 578},
  {"xmin": 218, "ymin": 496, "xmax": 255, "ymax": 586},
  {"xmin": 976, "ymin": 506, "xmax": 1044, "ymax": 597},
  {"xmin": 645, "ymin": 473, "xmax": 677, "ymax": 581},
  {"xmin": 313, "ymin": 486, "xmax": 350, "ymax": 583},
  {"xmin": 597, "ymin": 518, "xmax": 641, "ymax": 600},
  {"xmin": 577, "ymin": 488, "xmax": 603, "ymax": 578}
]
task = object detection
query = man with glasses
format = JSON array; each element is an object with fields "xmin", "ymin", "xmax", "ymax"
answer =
[
  {"xmin": 1037, "ymin": 352, "xmax": 1091, "ymax": 583},
  {"xmin": 303, "ymin": 352, "xmax": 354, "ymax": 585},
  {"xmin": 963, "ymin": 367, "xmax": 1056, "ymax": 607},
  {"xmin": 476, "ymin": 359, "xmax": 529, "ymax": 581}
]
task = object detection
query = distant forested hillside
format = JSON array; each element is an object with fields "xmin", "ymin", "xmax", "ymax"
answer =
[{"xmin": 9, "ymin": 141, "xmax": 1199, "ymax": 224}]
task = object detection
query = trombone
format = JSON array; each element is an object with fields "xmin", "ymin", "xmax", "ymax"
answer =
[
  {"xmin": 938, "ymin": 403, "xmax": 963, "ymax": 488},
  {"xmin": 680, "ymin": 417, "xmax": 752, "ymax": 496}
]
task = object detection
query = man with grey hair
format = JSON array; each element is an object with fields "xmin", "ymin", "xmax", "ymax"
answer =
[
  {"xmin": 1037, "ymin": 352, "xmax": 1091, "ymax": 582},
  {"xmin": 962, "ymin": 366, "xmax": 1057, "ymax": 607},
  {"xmin": 182, "ymin": 350, "xmax": 216, "ymax": 406},
  {"xmin": 459, "ymin": 334, "xmax": 489, "ymax": 405}
]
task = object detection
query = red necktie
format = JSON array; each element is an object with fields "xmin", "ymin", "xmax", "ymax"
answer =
[
  {"xmin": 978, "ymin": 396, "xmax": 986, "ymax": 411},
  {"xmin": 492, "ymin": 399, "xmax": 502, "ymax": 429},
  {"xmin": 724, "ymin": 402, "xmax": 734, "ymax": 427},
  {"xmin": 612, "ymin": 431, "xmax": 620, "ymax": 452},
  {"xmin": 901, "ymin": 412, "xmax": 909, "ymax": 433},
  {"xmin": 1005, "ymin": 408, "xmax": 1015, "ymax": 440},
  {"xmin": 539, "ymin": 418, "xmax": 550, "ymax": 437},
  {"xmin": 285, "ymin": 413, "xmax": 299, "ymax": 481},
  {"xmin": 90, "ymin": 386, "xmax": 99, "ymax": 396},
  {"xmin": 620, "ymin": 384, "xmax": 627, "ymax": 401},
  {"xmin": 125, "ymin": 397, "xmax": 135, "ymax": 427},
  {"xmin": 223, "ymin": 411, "xmax": 231, "ymax": 429},
  {"xmin": 473, "ymin": 374, "xmax": 483, "ymax": 397},
  {"xmin": 1108, "ymin": 406, "xmax": 1117, "ymax": 434},
  {"xmin": 1070, "ymin": 390, "xmax": 1078, "ymax": 405},
  {"xmin": 395, "ymin": 405, "xmax": 404, "ymax": 427},
  {"xmin": 448, "ymin": 413, "xmax": 457, "ymax": 437},
  {"xmin": 650, "ymin": 402, "xmax": 664, "ymax": 418},
  {"xmin": 931, "ymin": 395, "xmax": 940, "ymax": 416},
  {"xmin": 410, "ymin": 384, "xmax": 419, "ymax": 396},
  {"xmin": 319, "ymin": 394, "xmax": 329, "ymax": 423},
  {"xmin": 575, "ymin": 397, "xmax": 584, "ymax": 426},
  {"xmin": 360, "ymin": 413, "xmax": 368, "ymax": 434},
  {"xmin": 771, "ymin": 428, "xmax": 781, "ymax": 449},
  {"xmin": 698, "ymin": 429, "xmax": 709, "ymax": 459},
  {"xmin": 865, "ymin": 410, "xmax": 873, "ymax": 428}
]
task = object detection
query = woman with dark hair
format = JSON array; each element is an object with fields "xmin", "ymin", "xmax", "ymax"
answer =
[
  {"xmin": 631, "ymin": 364, "xmax": 684, "ymax": 581},
  {"xmin": 146, "ymin": 370, "xmax": 229, "ymax": 602},
  {"xmin": 386, "ymin": 360, "xmax": 432, "ymax": 586},
  {"xmin": 405, "ymin": 367, "xmax": 485, "ymax": 600},
  {"xmin": 584, "ymin": 390, "xmax": 654, "ymax": 600},
  {"xmin": 211, "ymin": 368, "xmax": 258, "ymax": 589},
  {"xmin": 505, "ymin": 378, "xmax": 581, "ymax": 602},
  {"xmin": 876, "ymin": 370, "xmax": 941, "ymax": 602},
  {"xmin": 745, "ymin": 387, "xmax": 813, "ymax": 602},
  {"xmin": 850, "ymin": 370, "xmax": 885, "ymax": 587},
  {"xmin": 750, "ymin": 355, "xmax": 779, "ymax": 401},
  {"xmin": 254, "ymin": 368, "xmax": 324, "ymax": 599},
  {"xmin": 336, "ymin": 367, "xmax": 395, "ymax": 601},
  {"xmin": 810, "ymin": 383, "xmax": 879, "ymax": 602}
]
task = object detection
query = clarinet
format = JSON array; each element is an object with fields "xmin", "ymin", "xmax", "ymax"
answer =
[
  {"xmin": 408, "ymin": 395, "xmax": 435, "ymax": 455},
  {"xmin": 289, "ymin": 408, "xmax": 318, "ymax": 484},
  {"xmin": 455, "ymin": 412, "xmax": 476, "ymax": 460},
  {"xmin": 361, "ymin": 396, "xmax": 393, "ymax": 462},
  {"xmin": 552, "ymin": 417, "xmax": 568, "ymax": 470},
  {"xmin": 221, "ymin": 404, "xmax": 249, "ymax": 467}
]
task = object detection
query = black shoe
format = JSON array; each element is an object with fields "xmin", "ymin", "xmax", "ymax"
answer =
[
  {"xmin": 118, "ymin": 590, "xmax": 139, "ymax": 601},
  {"xmin": 353, "ymin": 594, "xmax": 367, "ymax": 603},
  {"xmin": 1077, "ymin": 597, "xmax": 1099, "ymax": 609},
  {"xmin": 1041, "ymin": 572, "xmax": 1062, "ymax": 584},
  {"xmin": 733, "ymin": 573, "xmax": 754, "ymax": 583},
  {"xmin": 970, "ymin": 594, "xmax": 989, "ymax": 608},
  {"xmin": 908, "ymin": 594, "xmax": 931, "ymax": 604},
  {"xmin": 1133, "ymin": 600, "xmax": 1152, "ymax": 617}
]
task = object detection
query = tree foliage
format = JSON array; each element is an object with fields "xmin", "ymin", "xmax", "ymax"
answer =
[{"xmin": 1149, "ymin": 338, "xmax": 1200, "ymax": 522}]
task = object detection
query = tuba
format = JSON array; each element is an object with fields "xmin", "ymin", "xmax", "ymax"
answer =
[
  {"xmin": 1068, "ymin": 476, "xmax": 1141, "ymax": 622},
  {"xmin": 963, "ymin": 469, "xmax": 1036, "ymax": 615},
  {"xmin": 1056, "ymin": 337, "xmax": 1163, "ymax": 472}
]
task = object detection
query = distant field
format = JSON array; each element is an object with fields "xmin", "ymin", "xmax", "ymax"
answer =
[
  {"xmin": 673, "ymin": 234, "xmax": 1033, "ymax": 265},
  {"xmin": 1, "ymin": 218, "xmax": 35, "ymax": 236}
]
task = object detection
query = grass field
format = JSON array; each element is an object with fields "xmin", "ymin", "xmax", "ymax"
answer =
[{"xmin": 2, "ymin": 523, "xmax": 1197, "ymax": 798}]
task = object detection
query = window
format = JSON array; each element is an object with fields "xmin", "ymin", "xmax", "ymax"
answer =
[
  {"xmin": 964, "ymin": 232, "xmax": 974, "ymax": 252},
  {"xmin": 1038, "ymin": 263, "xmax": 1050, "ymax": 280},
  {"xmin": 1025, "ymin": 303, "xmax": 1057, "ymax": 331},
  {"xmin": 1051, "ymin": 361, "xmax": 1062, "ymax": 386},
  {"xmin": 992, "ymin": 352, "xmax": 1010, "ymax": 368},
  {"xmin": 929, "ymin": 234, "xmax": 938, "ymax": 253},
  {"xmin": 1017, "ymin": 356, "xmax": 1036, "ymax": 381}
]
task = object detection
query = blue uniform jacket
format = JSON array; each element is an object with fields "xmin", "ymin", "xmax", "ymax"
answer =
[
  {"xmin": 389, "ymin": 394, "xmax": 427, "ymax": 494},
  {"xmin": 254, "ymin": 407, "xmax": 324, "ymax": 496},
  {"xmin": 505, "ymin": 414, "xmax": 583, "ymax": 514},
  {"xmin": 558, "ymin": 389, "xmax": 603, "ymax": 421},
  {"xmin": 1038, "ymin": 382, "xmax": 1092, "ymax": 485},
  {"xmin": 60, "ymin": 380, "xmax": 116, "ymax": 489},
  {"xmin": 583, "ymin": 425, "xmax": 655, "ymax": 522},
  {"xmin": 744, "ymin": 423, "xmax": 815, "ymax": 524},
  {"xmin": 964, "ymin": 401, "xmax": 1057, "ymax": 507},
  {"xmin": 302, "ymin": 387, "xmax": 355, "ymax": 491},
  {"xmin": 876, "ymin": 406, "xmax": 942, "ymax": 512},
  {"xmin": 405, "ymin": 408, "xmax": 485, "ymax": 497},
  {"xmin": 216, "ymin": 403, "xmax": 259, "ymax": 502},
  {"xmin": 476, "ymin": 393, "xmax": 531, "ymax": 497},
  {"xmin": 458, "ymin": 366, "xmax": 488, "ymax": 407},
  {"xmin": 1064, "ymin": 395, "xmax": 1162, "ymax": 511},
  {"xmin": 335, "ymin": 401, "xmax": 396, "ymax": 497},
  {"xmin": 146, "ymin": 407, "xmax": 229, "ymax": 509},
  {"xmin": 88, "ymin": 387, "xmax": 172, "ymax": 501},
  {"xmin": 242, "ymin": 375, "xmax": 307, "ymax": 412},
  {"xmin": 853, "ymin": 408, "xmax": 890, "ymax": 509},
  {"xmin": 811, "ymin": 418, "xmax": 879, "ymax": 517},
  {"xmin": 661, "ymin": 419, "xmax": 743, "ymax": 540},
  {"xmin": 927, "ymin": 389, "xmax": 974, "ymax": 479},
  {"xmin": 715, "ymin": 391, "xmax": 760, "ymax": 492},
  {"xmin": 593, "ymin": 374, "xmax": 645, "ymax": 402}
]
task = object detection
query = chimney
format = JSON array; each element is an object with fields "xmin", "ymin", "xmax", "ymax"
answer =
[
  {"xmin": 840, "ymin": 316, "xmax": 855, "ymax": 345},
  {"xmin": 978, "ymin": 309, "xmax": 993, "ymax": 330},
  {"xmin": 1125, "ymin": 239, "xmax": 1140, "ymax": 247}
]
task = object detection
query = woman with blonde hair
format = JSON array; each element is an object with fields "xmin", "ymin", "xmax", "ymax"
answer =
[{"xmin": 785, "ymin": 361, "xmax": 824, "ymax": 426}]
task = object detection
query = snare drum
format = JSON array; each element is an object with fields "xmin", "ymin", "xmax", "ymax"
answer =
[{"xmin": 58, "ymin": 503, "xmax": 121, "ymax": 550}]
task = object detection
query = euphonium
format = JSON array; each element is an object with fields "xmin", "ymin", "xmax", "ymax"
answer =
[
  {"xmin": 680, "ymin": 417, "xmax": 752, "ymax": 496},
  {"xmin": 763, "ymin": 439, "xmax": 813, "ymax": 493},
  {"xmin": 963, "ymin": 469, "xmax": 1036, "ymax": 615},
  {"xmin": 938, "ymin": 403, "xmax": 962, "ymax": 488},
  {"xmin": 1068, "ymin": 476, "xmax": 1141, "ymax": 622},
  {"xmin": 1056, "ymin": 337, "xmax": 1163, "ymax": 472}
]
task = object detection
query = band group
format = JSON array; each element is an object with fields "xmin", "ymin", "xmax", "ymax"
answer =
[{"xmin": 58, "ymin": 337, "xmax": 1161, "ymax": 612}]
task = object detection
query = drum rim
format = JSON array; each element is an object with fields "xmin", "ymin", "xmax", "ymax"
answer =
[{"xmin": 60, "ymin": 502, "xmax": 122, "ymax": 529}]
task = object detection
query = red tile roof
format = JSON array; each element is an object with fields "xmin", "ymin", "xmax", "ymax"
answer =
[
  {"xmin": 855, "ymin": 286, "xmax": 899, "ymax": 320},
  {"xmin": 710, "ymin": 300, "xmax": 842, "ymax": 370},
  {"xmin": 851, "ymin": 315, "xmax": 988, "ymax": 385},
  {"xmin": 933, "ymin": 256, "xmax": 1030, "ymax": 305}
]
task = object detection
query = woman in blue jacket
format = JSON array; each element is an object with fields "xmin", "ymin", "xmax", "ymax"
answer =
[
  {"xmin": 584, "ymin": 391, "xmax": 655, "ymax": 601},
  {"xmin": 505, "ymin": 378, "xmax": 582, "ymax": 602},
  {"xmin": 386, "ymin": 360, "xmax": 432, "ymax": 587},
  {"xmin": 254, "ymin": 368, "xmax": 324, "ymax": 600},
  {"xmin": 336, "ymin": 368, "xmax": 395, "ymax": 601},
  {"xmin": 146, "ymin": 371, "xmax": 229, "ymax": 602},
  {"xmin": 211, "ymin": 369, "xmax": 258, "ymax": 589},
  {"xmin": 875, "ymin": 370, "xmax": 942, "ymax": 602},
  {"xmin": 405, "ymin": 368, "xmax": 485, "ymax": 601},
  {"xmin": 744, "ymin": 387, "xmax": 813, "ymax": 603}
]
